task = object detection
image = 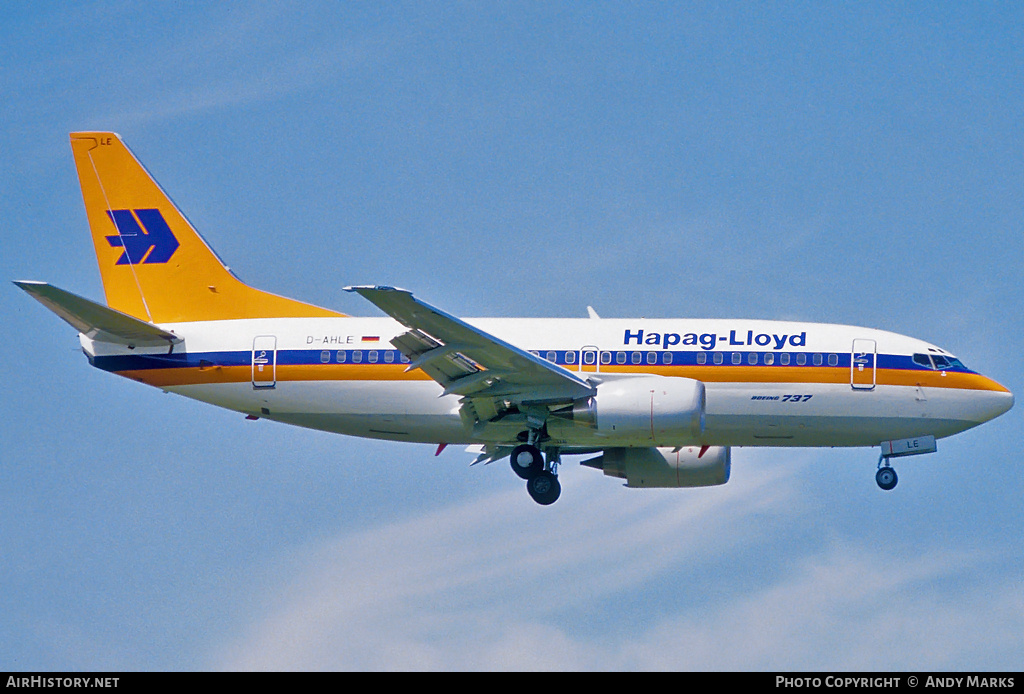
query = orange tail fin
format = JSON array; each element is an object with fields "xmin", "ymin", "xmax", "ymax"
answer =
[{"xmin": 70, "ymin": 132, "xmax": 343, "ymax": 323}]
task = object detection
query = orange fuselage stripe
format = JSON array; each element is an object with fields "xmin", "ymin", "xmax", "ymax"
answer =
[{"xmin": 115, "ymin": 363, "xmax": 1009, "ymax": 393}]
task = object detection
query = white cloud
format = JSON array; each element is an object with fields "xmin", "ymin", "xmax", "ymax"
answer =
[
  {"xmin": 214, "ymin": 459, "xmax": 800, "ymax": 670},
  {"xmin": 616, "ymin": 545, "xmax": 1024, "ymax": 671},
  {"xmin": 70, "ymin": 5, "xmax": 387, "ymax": 129},
  {"xmin": 214, "ymin": 452, "xmax": 1024, "ymax": 671}
]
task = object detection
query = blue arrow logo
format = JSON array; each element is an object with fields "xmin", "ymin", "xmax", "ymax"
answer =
[{"xmin": 105, "ymin": 209, "xmax": 180, "ymax": 265}]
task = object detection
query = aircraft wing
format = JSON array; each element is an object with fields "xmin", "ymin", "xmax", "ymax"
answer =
[{"xmin": 345, "ymin": 286, "xmax": 595, "ymax": 409}]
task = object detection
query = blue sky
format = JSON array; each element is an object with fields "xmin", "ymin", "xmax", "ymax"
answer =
[{"xmin": 1, "ymin": 2, "xmax": 1021, "ymax": 671}]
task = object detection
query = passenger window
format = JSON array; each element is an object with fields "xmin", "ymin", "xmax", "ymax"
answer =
[
  {"xmin": 336, "ymin": 350, "xmax": 346, "ymax": 363},
  {"xmin": 631, "ymin": 352, "xmax": 642, "ymax": 364},
  {"xmin": 565, "ymin": 351, "xmax": 576, "ymax": 365},
  {"xmin": 616, "ymin": 352, "xmax": 627, "ymax": 364},
  {"xmin": 384, "ymin": 351, "xmax": 394, "ymax": 363},
  {"xmin": 320, "ymin": 350, "xmax": 330, "ymax": 363},
  {"xmin": 646, "ymin": 352, "xmax": 657, "ymax": 365},
  {"xmin": 546, "ymin": 351, "xmax": 557, "ymax": 363},
  {"xmin": 828, "ymin": 353, "xmax": 838, "ymax": 366},
  {"xmin": 780, "ymin": 353, "xmax": 790, "ymax": 365},
  {"xmin": 352, "ymin": 350, "xmax": 363, "ymax": 363},
  {"xmin": 731, "ymin": 352, "xmax": 742, "ymax": 365},
  {"xmin": 601, "ymin": 352, "xmax": 612, "ymax": 365},
  {"xmin": 812, "ymin": 354, "xmax": 823, "ymax": 366},
  {"xmin": 713, "ymin": 352, "xmax": 724, "ymax": 365},
  {"xmin": 368, "ymin": 350, "xmax": 378, "ymax": 363},
  {"xmin": 748, "ymin": 353, "xmax": 758, "ymax": 365},
  {"xmin": 663, "ymin": 352, "xmax": 674, "ymax": 365},
  {"xmin": 696, "ymin": 353, "xmax": 706, "ymax": 365},
  {"xmin": 583, "ymin": 351, "xmax": 596, "ymax": 365},
  {"xmin": 764, "ymin": 353, "xmax": 774, "ymax": 365}
]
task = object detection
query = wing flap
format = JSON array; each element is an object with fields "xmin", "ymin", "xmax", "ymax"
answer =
[{"xmin": 392, "ymin": 329, "xmax": 482, "ymax": 385}]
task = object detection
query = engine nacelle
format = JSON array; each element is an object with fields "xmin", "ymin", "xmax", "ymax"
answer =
[
  {"xmin": 573, "ymin": 376, "xmax": 705, "ymax": 445},
  {"xmin": 582, "ymin": 446, "xmax": 731, "ymax": 488}
]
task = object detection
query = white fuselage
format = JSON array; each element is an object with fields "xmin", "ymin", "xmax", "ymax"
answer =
[{"xmin": 82, "ymin": 315, "xmax": 1014, "ymax": 451}]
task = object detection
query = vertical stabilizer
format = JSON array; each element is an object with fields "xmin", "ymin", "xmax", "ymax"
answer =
[{"xmin": 70, "ymin": 132, "xmax": 342, "ymax": 323}]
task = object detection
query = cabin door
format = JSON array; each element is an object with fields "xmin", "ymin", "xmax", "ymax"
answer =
[
  {"xmin": 252, "ymin": 335, "xmax": 277, "ymax": 389},
  {"xmin": 851, "ymin": 338, "xmax": 876, "ymax": 390}
]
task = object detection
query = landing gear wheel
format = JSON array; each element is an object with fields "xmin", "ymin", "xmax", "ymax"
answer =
[
  {"xmin": 510, "ymin": 444, "xmax": 544, "ymax": 480},
  {"xmin": 876, "ymin": 465, "xmax": 898, "ymax": 491},
  {"xmin": 526, "ymin": 470, "xmax": 561, "ymax": 505}
]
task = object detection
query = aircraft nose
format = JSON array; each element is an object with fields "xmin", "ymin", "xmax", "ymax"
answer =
[
  {"xmin": 995, "ymin": 389, "xmax": 1014, "ymax": 417},
  {"xmin": 973, "ymin": 379, "xmax": 1014, "ymax": 423}
]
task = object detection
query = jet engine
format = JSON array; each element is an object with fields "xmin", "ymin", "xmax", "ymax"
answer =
[
  {"xmin": 570, "ymin": 375, "xmax": 705, "ymax": 445},
  {"xmin": 582, "ymin": 446, "xmax": 731, "ymax": 488}
]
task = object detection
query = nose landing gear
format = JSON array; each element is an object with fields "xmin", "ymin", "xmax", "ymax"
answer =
[
  {"xmin": 874, "ymin": 435, "xmax": 937, "ymax": 492},
  {"xmin": 875, "ymin": 461, "xmax": 898, "ymax": 491}
]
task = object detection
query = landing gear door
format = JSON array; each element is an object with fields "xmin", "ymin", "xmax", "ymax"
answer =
[
  {"xmin": 851, "ymin": 338, "xmax": 876, "ymax": 390},
  {"xmin": 252, "ymin": 335, "xmax": 277, "ymax": 389}
]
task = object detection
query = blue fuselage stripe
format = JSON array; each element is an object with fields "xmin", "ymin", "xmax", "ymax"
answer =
[{"xmin": 90, "ymin": 348, "xmax": 977, "ymax": 376}]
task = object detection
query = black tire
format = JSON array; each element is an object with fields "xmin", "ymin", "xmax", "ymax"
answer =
[
  {"xmin": 510, "ymin": 444, "xmax": 543, "ymax": 480},
  {"xmin": 876, "ymin": 466, "xmax": 898, "ymax": 491},
  {"xmin": 526, "ymin": 471, "xmax": 561, "ymax": 505}
]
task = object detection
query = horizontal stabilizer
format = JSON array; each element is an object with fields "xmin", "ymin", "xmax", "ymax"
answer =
[{"xmin": 14, "ymin": 281, "xmax": 181, "ymax": 347}]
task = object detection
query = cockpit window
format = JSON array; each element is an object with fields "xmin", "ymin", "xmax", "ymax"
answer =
[
  {"xmin": 912, "ymin": 353, "xmax": 932, "ymax": 368},
  {"xmin": 913, "ymin": 353, "xmax": 966, "ymax": 371}
]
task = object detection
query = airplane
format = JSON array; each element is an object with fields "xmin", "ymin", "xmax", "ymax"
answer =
[{"xmin": 15, "ymin": 132, "xmax": 1014, "ymax": 505}]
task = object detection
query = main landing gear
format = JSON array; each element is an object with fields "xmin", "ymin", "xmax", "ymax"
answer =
[{"xmin": 510, "ymin": 442, "xmax": 561, "ymax": 505}]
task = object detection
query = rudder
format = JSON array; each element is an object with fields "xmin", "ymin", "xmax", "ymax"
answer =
[{"xmin": 70, "ymin": 132, "xmax": 342, "ymax": 323}]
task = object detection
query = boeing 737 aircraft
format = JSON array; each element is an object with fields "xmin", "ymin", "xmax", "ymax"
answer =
[{"xmin": 16, "ymin": 132, "xmax": 1014, "ymax": 504}]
